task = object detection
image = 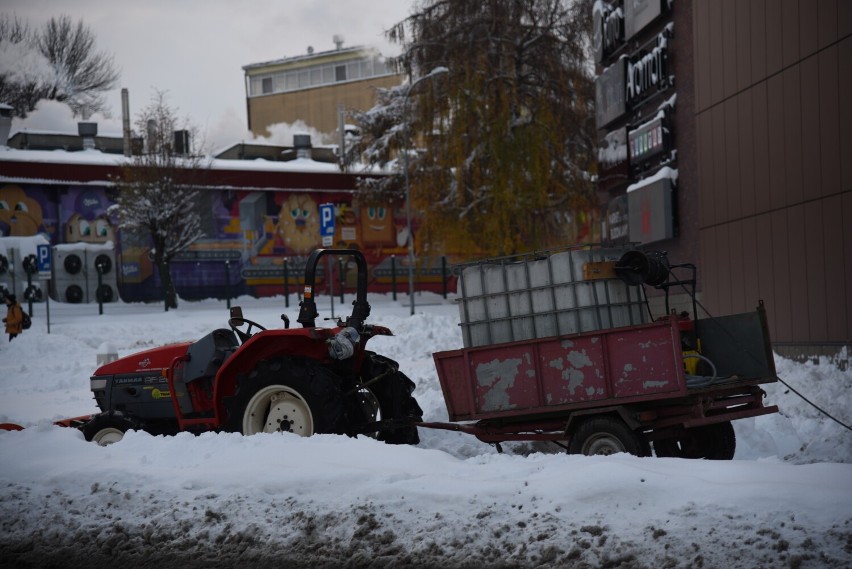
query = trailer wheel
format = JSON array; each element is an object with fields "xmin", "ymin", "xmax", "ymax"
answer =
[
  {"xmin": 359, "ymin": 353, "xmax": 423, "ymax": 445},
  {"xmin": 568, "ymin": 416, "xmax": 650, "ymax": 457},
  {"xmin": 81, "ymin": 412, "xmax": 141, "ymax": 446},
  {"xmin": 223, "ymin": 358, "xmax": 345, "ymax": 436},
  {"xmin": 654, "ymin": 421, "xmax": 736, "ymax": 460}
]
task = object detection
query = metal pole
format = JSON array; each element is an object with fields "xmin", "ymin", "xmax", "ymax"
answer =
[
  {"xmin": 327, "ymin": 256, "xmax": 335, "ymax": 321},
  {"xmin": 338, "ymin": 257, "xmax": 344, "ymax": 303},
  {"xmin": 26, "ymin": 271, "xmax": 33, "ymax": 316},
  {"xmin": 45, "ymin": 280, "xmax": 50, "ymax": 334},
  {"xmin": 391, "ymin": 255, "xmax": 397, "ymax": 301},
  {"xmin": 442, "ymin": 255, "xmax": 448, "ymax": 299},
  {"xmin": 97, "ymin": 265, "xmax": 103, "ymax": 315},
  {"xmin": 283, "ymin": 258, "xmax": 290, "ymax": 308},
  {"xmin": 224, "ymin": 260, "xmax": 231, "ymax": 310},
  {"xmin": 402, "ymin": 66, "xmax": 448, "ymax": 316},
  {"xmin": 403, "ymin": 107, "xmax": 415, "ymax": 315}
]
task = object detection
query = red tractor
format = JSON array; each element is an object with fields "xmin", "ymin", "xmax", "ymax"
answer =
[{"xmin": 80, "ymin": 249, "xmax": 422, "ymax": 445}]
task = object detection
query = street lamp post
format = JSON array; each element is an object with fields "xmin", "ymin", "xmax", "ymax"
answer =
[{"xmin": 402, "ymin": 66, "xmax": 448, "ymax": 315}]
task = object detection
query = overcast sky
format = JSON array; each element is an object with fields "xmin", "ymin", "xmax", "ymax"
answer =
[{"xmin": 4, "ymin": 0, "xmax": 415, "ymax": 149}]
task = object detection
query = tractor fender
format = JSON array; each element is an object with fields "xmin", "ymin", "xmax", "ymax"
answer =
[{"xmin": 212, "ymin": 327, "xmax": 337, "ymax": 422}]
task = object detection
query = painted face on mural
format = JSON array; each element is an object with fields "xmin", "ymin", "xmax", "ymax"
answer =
[
  {"xmin": 65, "ymin": 213, "xmax": 116, "ymax": 244},
  {"xmin": 0, "ymin": 185, "xmax": 44, "ymax": 236},
  {"xmin": 359, "ymin": 204, "xmax": 395, "ymax": 247},
  {"xmin": 276, "ymin": 194, "xmax": 320, "ymax": 254}
]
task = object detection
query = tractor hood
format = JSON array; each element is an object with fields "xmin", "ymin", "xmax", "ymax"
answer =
[{"xmin": 93, "ymin": 342, "xmax": 192, "ymax": 376}]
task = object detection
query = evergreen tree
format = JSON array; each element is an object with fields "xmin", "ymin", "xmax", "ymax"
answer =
[{"xmin": 353, "ymin": 0, "xmax": 596, "ymax": 256}]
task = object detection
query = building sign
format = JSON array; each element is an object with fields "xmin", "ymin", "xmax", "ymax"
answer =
[
  {"xmin": 599, "ymin": 127, "xmax": 628, "ymax": 170},
  {"xmin": 594, "ymin": 1, "xmax": 625, "ymax": 64},
  {"xmin": 628, "ymin": 107, "xmax": 671, "ymax": 171},
  {"xmin": 606, "ymin": 194, "xmax": 630, "ymax": 244},
  {"xmin": 627, "ymin": 175, "xmax": 673, "ymax": 244},
  {"xmin": 594, "ymin": 0, "xmax": 676, "ymax": 248},
  {"xmin": 626, "ymin": 29, "xmax": 671, "ymax": 106},
  {"xmin": 598, "ymin": 127, "xmax": 629, "ymax": 193},
  {"xmin": 595, "ymin": 58, "xmax": 627, "ymax": 127},
  {"xmin": 624, "ymin": 0, "xmax": 667, "ymax": 40}
]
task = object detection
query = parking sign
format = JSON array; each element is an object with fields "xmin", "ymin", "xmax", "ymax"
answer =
[
  {"xmin": 319, "ymin": 203, "xmax": 335, "ymax": 247},
  {"xmin": 36, "ymin": 244, "xmax": 52, "ymax": 278}
]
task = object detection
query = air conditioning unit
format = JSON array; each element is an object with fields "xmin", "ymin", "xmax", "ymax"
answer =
[
  {"xmin": 87, "ymin": 249, "xmax": 117, "ymax": 303},
  {"xmin": 51, "ymin": 245, "xmax": 118, "ymax": 303}
]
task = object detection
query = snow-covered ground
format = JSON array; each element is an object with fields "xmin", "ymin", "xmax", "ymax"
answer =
[{"xmin": 1, "ymin": 293, "xmax": 850, "ymax": 568}]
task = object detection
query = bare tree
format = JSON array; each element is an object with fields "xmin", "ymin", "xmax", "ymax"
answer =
[
  {"xmin": 0, "ymin": 14, "xmax": 119, "ymax": 117},
  {"xmin": 109, "ymin": 91, "xmax": 205, "ymax": 310},
  {"xmin": 36, "ymin": 15, "xmax": 120, "ymax": 116},
  {"xmin": 0, "ymin": 14, "xmax": 44, "ymax": 117}
]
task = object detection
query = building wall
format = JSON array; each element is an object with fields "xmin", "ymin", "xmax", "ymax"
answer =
[
  {"xmin": 693, "ymin": 0, "xmax": 852, "ymax": 360},
  {"xmin": 247, "ymin": 74, "xmax": 402, "ymax": 137}
]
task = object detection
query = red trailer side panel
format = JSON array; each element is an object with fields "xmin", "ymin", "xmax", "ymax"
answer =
[
  {"xmin": 605, "ymin": 323, "xmax": 682, "ymax": 398},
  {"xmin": 433, "ymin": 317, "xmax": 690, "ymax": 422}
]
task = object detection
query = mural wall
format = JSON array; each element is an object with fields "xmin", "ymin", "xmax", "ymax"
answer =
[{"xmin": 0, "ymin": 182, "xmax": 600, "ymax": 304}]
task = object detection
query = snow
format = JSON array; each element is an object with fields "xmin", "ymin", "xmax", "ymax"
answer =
[
  {"xmin": 626, "ymin": 164, "xmax": 678, "ymax": 193},
  {"xmin": 1, "ymin": 294, "xmax": 850, "ymax": 568}
]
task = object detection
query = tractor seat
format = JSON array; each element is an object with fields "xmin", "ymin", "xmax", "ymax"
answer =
[{"xmin": 182, "ymin": 328, "xmax": 239, "ymax": 383}]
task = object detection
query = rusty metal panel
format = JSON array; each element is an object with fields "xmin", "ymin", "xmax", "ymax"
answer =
[
  {"xmin": 605, "ymin": 324, "xmax": 682, "ymax": 398},
  {"xmin": 537, "ymin": 335, "xmax": 608, "ymax": 406},
  {"xmin": 432, "ymin": 350, "xmax": 473, "ymax": 420},
  {"xmin": 434, "ymin": 318, "xmax": 706, "ymax": 423},
  {"xmin": 469, "ymin": 344, "xmax": 540, "ymax": 414}
]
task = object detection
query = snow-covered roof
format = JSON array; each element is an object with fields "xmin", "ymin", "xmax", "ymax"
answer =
[
  {"xmin": 0, "ymin": 145, "xmax": 389, "ymax": 189},
  {"xmin": 242, "ymin": 44, "xmax": 372, "ymax": 72}
]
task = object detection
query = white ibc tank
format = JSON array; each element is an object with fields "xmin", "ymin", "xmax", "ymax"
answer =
[{"xmin": 457, "ymin": 247, "xmax": 647, "ymax": 348}]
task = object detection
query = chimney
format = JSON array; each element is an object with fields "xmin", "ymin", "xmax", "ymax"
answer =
[
  {"xmin": 0, "ymin": 104, "xmax": 12, "ymax": 147},
  {"xmin": 333, "ymin": 35, "xmax": 344, "ymax": 50},
  {"xmin": 78, "ymin": 122, "xmax": 98, "ymax": 150},
  {"xmin": 293, "ymin": 133, "xmax": 312, "ymax": 159},
  {"xmin": 174, "ymin": 130, "xmax": 190, "ymax": 156},
  {"xmin": 121, "ymin": 88, "xmax": 131, "ymax": 157},
  {"xmin": 146, "ymin": 119, "xmax": 157, "ymax": 153}
]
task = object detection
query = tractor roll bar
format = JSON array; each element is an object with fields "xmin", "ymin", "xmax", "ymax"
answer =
[{"xmin": 296, "ymin": 249, "xmax": 371, "ymax": 330}]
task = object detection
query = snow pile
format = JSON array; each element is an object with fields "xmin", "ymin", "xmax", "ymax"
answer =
[{"xmin": 1, "ymin": 294, "xmax": 850, "ymax": 568}]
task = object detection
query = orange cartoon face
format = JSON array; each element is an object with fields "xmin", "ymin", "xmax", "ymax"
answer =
[
  {"xmin": 0, "ymin": 185, "xmax": 43, "ymax": 236},
  {"xmin": 276, "ymin": 194, "xmax": 319, "ymax": 254},
  {"xmin": 359, "ymin": 204, "xmax": 395, "ymax": 246},
  {"xmin": 65, "ymin": 212, "xmax": 116, "ymax": 244}
]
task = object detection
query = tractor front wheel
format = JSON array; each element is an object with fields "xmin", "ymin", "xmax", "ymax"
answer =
[
  {"xmin": 359, "ymin": 353, "xmax": 422, "ymax": 445},
  {"xmin": 81, "ymin": 412, "xmax": 141, "ymax": 446},
  {"xmin": 223, "ymin": 358, "xmax": 345, "ymax": 436}
]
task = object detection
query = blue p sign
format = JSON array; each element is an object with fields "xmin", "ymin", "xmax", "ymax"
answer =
[
  {"xmin": 36, "ymin": 244, "xmax": 52, "ymax": 273},
  {"xmin": 319, "ymin": 203, "xmax": 335, "ymax": 241}
]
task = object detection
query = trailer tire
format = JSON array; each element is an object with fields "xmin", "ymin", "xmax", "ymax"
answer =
[
  {"xmin": 223, "ymin": 358, "xmax": 345, "ymax": 436},
  {"xmin": 654, "ymin": 421, "xmax": 736, "ymax": 460},
  {"xmin": 81, "ymin": 412, "xmax": 141, "ymax": 446},
  {"xmin": 568, "ymin": 416, "xmax": 650, "ymax": 457},
  {"xmin": 359, "ymin": 353, "xmax": 422, "ymax": 445}
]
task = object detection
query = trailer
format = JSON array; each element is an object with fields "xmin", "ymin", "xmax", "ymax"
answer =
[{"xmin": 421, "ymin": 246, "xmax": 778, "ymax": 458}]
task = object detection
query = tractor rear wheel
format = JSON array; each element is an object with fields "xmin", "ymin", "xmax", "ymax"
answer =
[
  {"xmin": 358, "ymin": 353, "xmax": 422, "ymax": 445},
  {"xmin": 81, "ymin": 412, "xmax": 141, "ymax": 446},
  {"xmin": 223, "ymin": 358, "xmax": 345, "ymax": 436},
  {"xmin": 654, "ymin": 421, "xmax": 736, "ymax": 460},
  {"xmin": 568, "ymin": 416, "xmax": 650, "ymax": 457}
]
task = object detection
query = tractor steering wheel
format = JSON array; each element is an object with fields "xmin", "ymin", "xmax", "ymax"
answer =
[{"xmin": 228, "ymin": 317, "xmax": 267, "ymax": 343}]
